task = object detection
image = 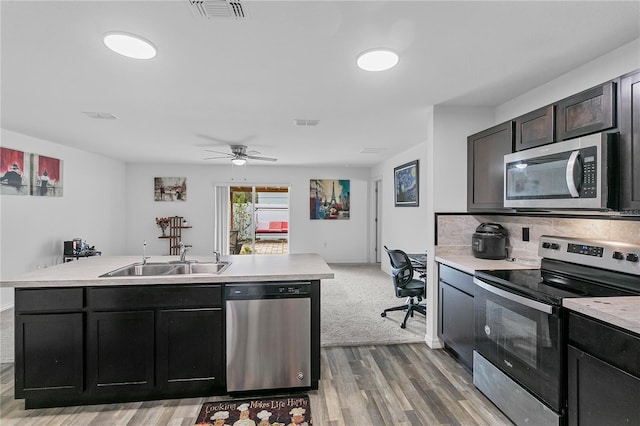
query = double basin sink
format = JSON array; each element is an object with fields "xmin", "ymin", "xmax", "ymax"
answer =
[{"xmin": 100, "ymin": 261, "xmax": 231, "ymax": 277}]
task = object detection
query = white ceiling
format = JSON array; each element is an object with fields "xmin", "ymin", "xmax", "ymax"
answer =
[{"xmin": 2, "ymin": 1, "xmax": 639, "ymax": 167}]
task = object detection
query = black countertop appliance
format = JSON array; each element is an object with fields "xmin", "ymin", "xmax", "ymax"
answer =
[{"xmin": 472, "ymin": 223, "xmax": 508, "ymax": 259}]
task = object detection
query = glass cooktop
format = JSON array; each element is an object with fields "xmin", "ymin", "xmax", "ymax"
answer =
[{"xmin": 475, "ymin": 260, "xmax": 638, "ymax": 306}]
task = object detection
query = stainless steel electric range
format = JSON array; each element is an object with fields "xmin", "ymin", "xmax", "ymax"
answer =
[{"xmin": 472, "ymin": 235, "xmax": 640, "ymax": 426}]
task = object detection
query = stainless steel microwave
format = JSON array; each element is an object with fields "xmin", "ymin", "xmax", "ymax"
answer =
[{"xmin": 504, "ymin": 132, "xmax": 618, "ymax": 210}]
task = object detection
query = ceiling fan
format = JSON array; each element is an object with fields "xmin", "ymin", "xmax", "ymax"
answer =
[{"xmin": 204, "ymin": 145, "xmax": 278, "ymax": 166}]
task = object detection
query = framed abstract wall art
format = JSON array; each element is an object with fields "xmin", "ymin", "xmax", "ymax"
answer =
[
  {"xmin": 31, "ymin": 154, "xmax": 63, "ymax": 197},
  {"xmin": 309, "ymin": 179, "xmax": 350, "ymax": 219},
  {"xmin": 0, "ymin": 146, "xmax": 30, "ymax": 195},
  {"xmin": 394, "ymin": 160, "xmax": 419, "ymax": 207},
  {"xmin": 155, "ymin": 177, "xmax": 187, "ymax": 201}
]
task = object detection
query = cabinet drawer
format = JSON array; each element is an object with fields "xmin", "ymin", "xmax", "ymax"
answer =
[
  {"xmin": 88, "ymin": 285, "xmax": 222, "ymax": 310},
  {"xmin": 16, "ymin": 288, "xmax": 84, "ymax": 312},
  {"xmin": 439, "ymin": 264, "xmax": 473, "ymax": 295},
  {"xmin": 568, "ymin": 312, "xmax": 640, "ymax": 376}
]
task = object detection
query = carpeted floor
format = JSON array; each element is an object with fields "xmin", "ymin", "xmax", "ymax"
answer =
[{"xmin": 321, "ymin": 263, "xmax": 426, "ymax": 347}]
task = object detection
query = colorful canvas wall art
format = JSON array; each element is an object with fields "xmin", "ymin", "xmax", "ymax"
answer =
[
  {"xmin": 394, "ymin": 160, "xmax": 419, "ymax": 206},
  {"xmin": 309, "ymin": 179, "xmax": 350, "ymax": 220},
  {"xmin": 0, "ymin": 147, "xmax": 30, "ymax": 195},
  {"xmin": 31, "ymin": 154, "xmax": 63, "ymax": 197},
  {"xmin": 155, "ymin": 177, "xmax": 187, "ymax": 201}
]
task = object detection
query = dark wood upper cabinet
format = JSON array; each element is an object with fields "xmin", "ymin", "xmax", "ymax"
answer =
[
  {"xmin": 467, "ymin": 121, "xmax": 514, "ymax": 211},
  {"xmin": 556, "ymin": 81, "xmax": 616, "ymax": 141},
  {"xmin": 619, "ymin": 70, "xmax": 640, "ymax": 211},
  {"xmin": 514, "ymin": 105, "xmax": 554, "ymax": 151}
]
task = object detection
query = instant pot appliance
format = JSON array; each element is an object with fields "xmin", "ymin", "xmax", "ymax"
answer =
[{"xmin": 472, "ymin": 223, "xmax": 508, "ymax": 259}]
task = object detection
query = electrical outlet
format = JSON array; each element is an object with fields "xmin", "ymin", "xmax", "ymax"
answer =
[{"xmin": 522, "ymin": 227, "xmax": 530, "ymax": 242}]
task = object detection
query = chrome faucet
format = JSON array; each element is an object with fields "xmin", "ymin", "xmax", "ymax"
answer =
[
  {"xmin": 142, "ymin": 241, "xmax": 150, "ymax": 265},
  {"xmin": 213, "ymin": 250, "xmax": 220, "ymax": 263},
  {"xmin": 179, "ymin": 242, "xmax": 190, "ymax": 262}
]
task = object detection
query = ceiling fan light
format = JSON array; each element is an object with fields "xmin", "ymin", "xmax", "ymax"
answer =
[
  {"xmin": 356, "ymin": 48, "xmax": 399, "ymax": 71},
  {"xmin": 103, "ymin": 32, "xmax": 157, "ymax": 59},
  {"xmin": 231, "ymin": 158, "xmax": 247, "ymax": 166}
]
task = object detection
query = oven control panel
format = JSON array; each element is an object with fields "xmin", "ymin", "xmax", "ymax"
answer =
[{"xmin": 539, "ymin": 235, "xmax": 640, "ymax": 276}]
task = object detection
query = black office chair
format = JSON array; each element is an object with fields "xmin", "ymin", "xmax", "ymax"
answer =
[{"xmin": 382, "ymin": 246, "xmax": 427, "ymax": 329}]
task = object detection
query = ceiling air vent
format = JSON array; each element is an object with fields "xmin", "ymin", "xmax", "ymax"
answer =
[
  {"xmin": 293, "ymin": 119, "xmax": 320, "ymax": 127},
  {"xmin": 83, "ymin": 112, "xmax": 118, "ymax": 120},
  {"xmin": 186, "ymin": 0, "xmax": 247, "ymax": 20}
]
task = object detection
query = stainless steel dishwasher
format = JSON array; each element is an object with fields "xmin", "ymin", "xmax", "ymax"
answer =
[{"xmin": 225, "ymin": 282, "xmax": 311, "ymax": 392}]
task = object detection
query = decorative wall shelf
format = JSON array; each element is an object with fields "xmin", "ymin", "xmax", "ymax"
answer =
[{"xmin": 158, "ymin": 216, "xmax": 191, "ymax": 255}]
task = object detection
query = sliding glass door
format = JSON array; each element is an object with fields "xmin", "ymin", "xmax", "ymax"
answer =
[{"xmin": 229, "ymin": 185, "xmax": 289, "ymax": 255}]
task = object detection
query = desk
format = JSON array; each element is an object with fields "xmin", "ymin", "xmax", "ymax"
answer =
[
  {"xmin": 407, "ymin": 253, "xmax": 427, "ymax": 269},
  {"xmin": 64, "ymin": 251, "xmax": 102, "ymax": 262}
]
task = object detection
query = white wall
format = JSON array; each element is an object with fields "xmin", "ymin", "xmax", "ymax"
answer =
[
  {"xmin": 0, "ymin": 129, "xmax": 126, "ymax": 309},
  {"xmin": 371, "ymin": 142, "xmax": 428, "ymax": 269},
  {"xmin": 124, "ymin": 163, "xmax": 371, "ymax": 263}
]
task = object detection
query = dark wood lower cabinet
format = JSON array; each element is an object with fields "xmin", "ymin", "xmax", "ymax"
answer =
[
  {"xmin": 15, "ymin": 284, "xmax": 225, "ymax": 408},
  {"xmin": 157, "ymin": 308, "xmax": 224, "ymax": 393},
  {"xmin": 567, "ymin": 312, "xmax": 640, "ymax": 426},
  {"xmin": 438, "ymin": 264, "xmax": 474, "ymax": 371},
  {"xmin": 15, "ymin": 313, "xmax": 83, "ymax": 402},
  {"xmin": 88, "ymin": 310, "xmax": 155, "ymax": 394},
  {"xmin": 567, "ymin": 346, "xmax": 640, "ymax": 426}
]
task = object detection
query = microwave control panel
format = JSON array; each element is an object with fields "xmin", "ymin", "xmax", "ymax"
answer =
[{"xmin": 580, "ymin": 147, "xmax": 598, "ymax": 198}]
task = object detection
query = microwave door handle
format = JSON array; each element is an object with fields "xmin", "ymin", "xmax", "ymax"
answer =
[
  {"xmin": 566, "ymin": 150, "xmax": 581, "ymax": 198},
  {"xmin": 474, "ymin": 278, "xmax": 554, "ymax": 314}
]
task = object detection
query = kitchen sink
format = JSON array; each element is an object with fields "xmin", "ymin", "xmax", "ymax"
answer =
[
  {"xmin": 100, "ymin": 261, "xmax": 231, "ymax": 277},
  {"xmin": 189, "ymin": 262, "xmax": 230, "ymax": 274}
]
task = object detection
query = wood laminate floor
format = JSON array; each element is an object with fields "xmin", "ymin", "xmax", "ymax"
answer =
[{"xmin": 0, "ymin": 344, "xmax": 512, "ymax": 425}]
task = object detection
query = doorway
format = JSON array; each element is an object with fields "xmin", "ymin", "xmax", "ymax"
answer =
[{"xmin": 230, "ymin": 185, "xmax": 289, "ymax": 255}]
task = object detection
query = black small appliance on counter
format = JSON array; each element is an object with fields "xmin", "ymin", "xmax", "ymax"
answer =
[{"xmin": 472, "ymin": 223, "xmax": 508, "ymax": 259}]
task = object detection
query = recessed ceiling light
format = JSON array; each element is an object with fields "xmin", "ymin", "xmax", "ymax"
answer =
[
  {"xmin": 356, "ymin": 48, "xmax": 399, "ymax": 71},
  {"xmin": 103, "ymin": 32, "xmax": 157, "ymax": 60}
]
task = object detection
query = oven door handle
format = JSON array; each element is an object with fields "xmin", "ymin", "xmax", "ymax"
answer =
[{"xmin": 474, "ymin": 278, "xmax": 554, "ymax": 314}]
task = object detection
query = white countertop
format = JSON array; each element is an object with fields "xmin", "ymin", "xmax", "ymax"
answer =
[
  {"xmin": 435, "ymin": 254, "xmax": 540, "ymax": 275},
  {"xmin": 563, "ymin": 297, "xmax": 640, "ymax": 335},
  {"xmin": 0, "ymin": 254, "xmax": 334, "ymax": 288}
]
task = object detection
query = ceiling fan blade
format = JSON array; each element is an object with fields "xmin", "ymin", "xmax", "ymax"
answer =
[
  {"xmin": 204, "ymin": 149, "xmax": 233, "ymax": 156},
  {"xmin": 247, "ymin": 155, "xmax": 278, "ymax": 162},
  {"xmin": 203, "ymin": 155, "xmax": 232, "ymax": 160}
]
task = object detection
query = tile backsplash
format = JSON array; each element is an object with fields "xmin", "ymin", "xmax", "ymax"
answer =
[{"xmin": 436, "ymin": 214, "xmax": 640, "ymax": 259}]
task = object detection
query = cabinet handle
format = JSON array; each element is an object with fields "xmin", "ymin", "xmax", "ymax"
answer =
[{"xmin": 474, "ymin": 277, "xmax": 554, "ymax": 314}]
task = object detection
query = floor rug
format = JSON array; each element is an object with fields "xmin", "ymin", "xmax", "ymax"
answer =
[{"xmin": 195, "ymin": 394, "xmax": 311, "ymax": 425}]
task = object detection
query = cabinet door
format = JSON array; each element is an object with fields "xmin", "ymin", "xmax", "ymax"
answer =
[
  {"xmin": 438, "ymin": 268, "xmax": 474, "ymax": 371},
  {"xmin": 157, "ymin": 308, "xmax": 224, "ymax": 393},
  {"xmin": 556, "ymin": 81, "xmax": 616, "ymax": 141},
  {"xmin": 15, "ymin": 313, "xmax": 83, "ymax": 400},
  {"xmin": 87, "ymin": 311, "xmax": 155, "ymax": 394},
  {"xmin": 567, "ymin": 345, "xmax": 640, "ymax": 426},
  {"xmin": 620, "ymin": 70, "xmax": 640, "ymax": 211},
  {"xmin": 467, "ymin": 121, "xmax": 514, "ymax": 210},
  {"xmin": 514, "ymin": 105, "xmax": 554, "ymax": 151}
]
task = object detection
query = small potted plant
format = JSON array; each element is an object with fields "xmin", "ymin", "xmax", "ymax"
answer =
[{"xmin": 155, "ymin": 217, "xmax": 170, "ymax": 236}]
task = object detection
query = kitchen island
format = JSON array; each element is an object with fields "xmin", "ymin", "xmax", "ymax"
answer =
[{"xmin": 1, "ymin": 254, "xmax": 334, "ymax": 409}]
